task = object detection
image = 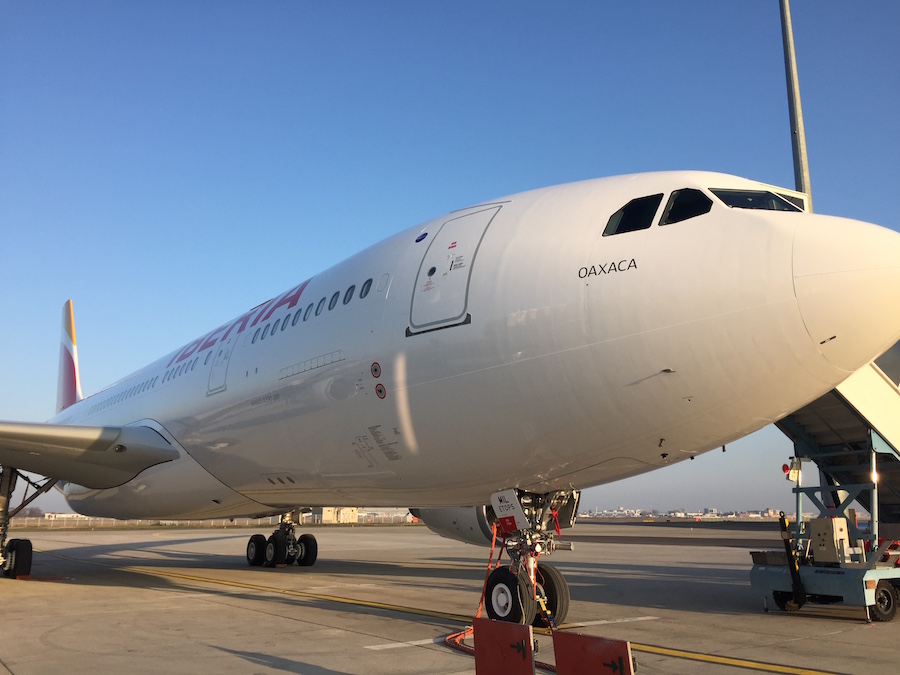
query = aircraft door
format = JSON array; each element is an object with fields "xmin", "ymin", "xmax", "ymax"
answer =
[
  {"xmin": 408, "ymin": 206, "xmax": 500, "ymax": 335},
  {"xmin": 207, "ymin": 335, "xmax": 234, "ymax": 395}
]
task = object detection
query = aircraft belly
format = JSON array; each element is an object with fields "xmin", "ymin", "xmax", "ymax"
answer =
[{"xmin": 63, "ymin": 445, "xmax": 269, "ymax": 519}]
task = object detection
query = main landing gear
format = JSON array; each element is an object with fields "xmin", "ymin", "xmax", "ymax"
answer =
[
  {"xmin": 485, "ymin": 489, "xmax": 579, "ymax": 627},
  {"xmin": 0, "ymin": 465, "xmax": 56, "ymax": 579},
  {"xmin": 246, "ymin": 511, "xmax": 318, "ymax": 568}
]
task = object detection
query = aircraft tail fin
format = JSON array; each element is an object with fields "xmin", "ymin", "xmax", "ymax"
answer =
[{"xmin": 56, "ymin": 300, "xmax": 83, "ymax": 414}]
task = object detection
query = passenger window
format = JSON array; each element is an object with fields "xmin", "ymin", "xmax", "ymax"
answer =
[
  {"xmin": 360, "ymin": 278, "xmax": 373, "ymax": 299},
  {"xmin": 272, "ymin": 318, "xmax": 281, "ymax": 334},
  {"xmin": 660, "ymin": 189, "xmax": 713, "ymax": 225},
  {"xmin": 710, "ymin": 189, "xmax": 801, "ymax": 211},
  {"xmin": 292, "ymin": 310, "xmax": 302, "ymax": 327},
  {"xmin": 603, "ymin": 194, "xmax": 663, "ymax": 236},
  {"xmin": 304, "ymin": 303, "xmax": 314, "ymax": 321},
  {"xmin": 262, "ymin": 324, "xmax": 270, "ymax": 340},
  {"xmin": 328, "ymin": 291, "xmax": 340, "ymax": 311},
  {"xmin": 316, "ymin": 298, "xmax": 326, "ymax": 316},
  {"xmin": 344, "ymin": 285, "xmax": 356, "ymax": 305},
  {"xmin": 252, "ymin": 328, "xmax": 261, "ymax": 344}
]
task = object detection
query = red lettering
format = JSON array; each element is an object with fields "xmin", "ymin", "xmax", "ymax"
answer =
[
  {"xmin": 164, "ymin": 278, "xmax": 312, "ymax": 367},
  {"xmin": 199, "ymin": 324, "xmax": 227, "ymax": 351},
  {"xmin": 250, "ymin": 300, "xmax": 275, "ymax": 328},
  {"xmin": 260, "ymin": 280, "xmax": 310, "ymax": 322},
  {"xmin": 167, "ymin": 337, "xmax": 203, "ymax": 367}
]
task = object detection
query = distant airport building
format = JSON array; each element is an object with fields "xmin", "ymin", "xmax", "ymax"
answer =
[{"xmin": 310, "ymin": 507, "xmax": 359, "ymax": 524}]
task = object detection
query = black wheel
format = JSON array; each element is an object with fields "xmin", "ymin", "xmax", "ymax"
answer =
[
  {"xmin": 3, "ymin": 539, "xmax": 32, "ymax": 578},
  {"xmin": 264, "ymin": 533, "xmax": 287, "ymax": 567},
  {"xmin": 246, "ymin": 534, "xmax": 266, "ymax": 567},
  {"xmin": 485, "ymin": 566, "xmax": 537, "ymax": 624},
  {"xmin": 534, "ymin": 562, "xmax": 570, "ymax": 627},
  {"xmin": 2, "ymin": 539, "xmax": 18, "ymax": 578},
  {"xmin": 872, "ymin": 581, "xmax": 897, "ymax": 622},
  {"xmin": 773, "ymin": 591, "xmax": 802, "ymax": 612},
  {"xmin": 296, "ymin": 533, "xmax": 318, "ymax": 567}
]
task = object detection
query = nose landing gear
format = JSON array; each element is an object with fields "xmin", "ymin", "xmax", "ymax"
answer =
[{"xmin": 485, "ymin": 488, "xmax": 579, "ymax": 626}]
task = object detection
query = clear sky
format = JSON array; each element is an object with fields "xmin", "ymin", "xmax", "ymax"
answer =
[{"xmin": 1, "ymin": 2, "xmax": 898, "ymax": 514}]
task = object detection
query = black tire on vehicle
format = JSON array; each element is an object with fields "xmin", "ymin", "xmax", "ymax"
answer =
[
  {"xmin": 2, "ymin": 539, "xmax": 18, "ymax": 578},
  {"xmin": 533, "ymin": 562, "xmax": 570, "ymax": 626},
  {"xmin": 296, "ymin": 533, "xmax": 318, "ymax": 567},
  {"xmin": 4, "ymin": 539, "xmax": 32, "ymax": 578},
  {"xmin": 872, "ymin": 580, "xmax": 897, "ymax": 622},
  {"xmin": 264, "ymin": 533, "xmax": 287, "ymax": 567},
  {"xmin": 246, "ymin": 534, "xmax": 266, "ymax": 566},
  {"xmin": 773, "ymin": 591, "xmax": 802, "ymax": 612},
  {"xmin": 485, "ymin": 567, "xmax": 537, "ymax": 624}
]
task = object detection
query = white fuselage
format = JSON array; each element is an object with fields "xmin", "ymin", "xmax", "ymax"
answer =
[{"xmin": 54, "ymin": 172, "xmax": 900, "ymax": 519}]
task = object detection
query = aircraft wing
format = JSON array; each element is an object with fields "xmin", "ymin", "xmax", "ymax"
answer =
[{"xmin": 0, "ymin": 421, "xmax": 180, "ymax": 489}]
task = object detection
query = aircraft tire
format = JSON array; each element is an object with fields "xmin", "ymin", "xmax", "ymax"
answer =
[
  {"xmin": 4, "ymin": 539, "xmax": 32, "ymax": 578},
  {"xmin": 485, "ymin": 567, "xmax": 537, "ymax": 624},
  {"xmin": 872, "ymin": 581, "xmax": 897, "ymax": 622},
  {"xmin": 296, "ymin": 533, "xmax": 318, "ymax": 567},
  {"xmin": 2, "ymin": 539, "xmax": 16, "ymax": 577},
  {"xmin": 264, "ymin": 533, "xmax": 287, "ymax": 567},
  {"xmin": 534, "ymin": 562, "xmax": 570, "ymax": 627},
  {"xmin": 246, "ymin": 534, "xmax": 266, "ymax": 566}
]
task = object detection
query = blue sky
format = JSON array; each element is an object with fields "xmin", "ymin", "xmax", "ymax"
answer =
[{"xmin": 1, "ymin": 2, "xmax": 898, "ymax": 513}]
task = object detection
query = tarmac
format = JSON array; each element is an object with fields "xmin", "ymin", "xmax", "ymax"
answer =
[{"xmin": 0, "ymin": 520, "xmax": 896, "ymax": 674}]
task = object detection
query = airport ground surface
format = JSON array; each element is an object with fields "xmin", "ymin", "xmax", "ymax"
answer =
[{"xmin": 0, "ymin": 521, "xmax": 896, "ymax": 674}]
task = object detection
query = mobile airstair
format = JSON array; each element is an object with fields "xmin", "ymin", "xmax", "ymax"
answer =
[{"xmin": 750, "ymin": 345, "xmax": 900, "ymax": 621}]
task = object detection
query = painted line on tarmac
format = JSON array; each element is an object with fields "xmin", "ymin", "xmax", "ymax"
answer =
[
  {"xmin": 628, "ymin": 643, "xmax": 842, "ymax": 675},
  {"xmin": 37, "ymin": 549, "xmax": 470, "ymax": 623},
  {"xmin": 36, "ymin": 549, "xmax": 843, "ymax": 675},
  {"xmin": 366, "ymin": 637, "xmax": 445, "ymax": 650},
  {"xmin": 562, "ymin": 616, "xmax": 659, "ymax": 628}
]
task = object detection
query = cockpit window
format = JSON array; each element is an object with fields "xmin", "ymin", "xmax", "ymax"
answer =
[
  {"xmin": 659, "ymin": 189, "xmax": 713, "ymax": 225},
  {"xmin": 603, "ymin": 193, "xmax": 663, "ymax": 236},
  {"xmin": 710, "ymin": 189, "xmax": 801, "ymax": 212}
]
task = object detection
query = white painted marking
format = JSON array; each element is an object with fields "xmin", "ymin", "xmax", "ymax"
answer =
[
  {"xmin": 365, "ymin": 637, "xmax": 445, "ymax": 650},
  {"xmin": 564, "ymin": 616, "xmax": 659, "ymax": 627}
]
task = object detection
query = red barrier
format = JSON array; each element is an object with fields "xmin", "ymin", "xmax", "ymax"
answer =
[
  {"xmin": 473, "ymin": 617, "xmax": 535, "ymax": 675},
  {"xmin": 553, "ymin": 630, "xmax": 634, "ymax": 675}
]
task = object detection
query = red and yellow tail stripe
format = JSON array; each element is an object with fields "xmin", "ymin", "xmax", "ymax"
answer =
[{"xmin": 56, "ymin": 299, "xmax": 83, "ymax": 413}]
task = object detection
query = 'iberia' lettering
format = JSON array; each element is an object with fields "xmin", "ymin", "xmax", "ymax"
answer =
[
  {"xmin": 578, "ymin": 259, "xmax": 637, "ymax": 278},
  {"xmin": 260, "ymin": 279, "xmax": 310, "ymax": 322},
  {"xmin": 166, "ymin": 277, "xmax": 313, "ymax": 366}
]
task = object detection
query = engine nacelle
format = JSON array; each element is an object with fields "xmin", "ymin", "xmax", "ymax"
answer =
[{"xmin": 409, "ymin": 505, "xmax": 495, "ymax": 546}]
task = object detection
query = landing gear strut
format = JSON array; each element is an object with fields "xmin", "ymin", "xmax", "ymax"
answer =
[
  {"xmin": 246, "ymin": 511, "xmax": 318, "ymax": 568},
  {"xmin": 486, "ymin": 489, "xmax": 579, "ymax": 626},
  {"xmin": 0, "ymin": 466, "xmax": 57, "ymax": 579}
]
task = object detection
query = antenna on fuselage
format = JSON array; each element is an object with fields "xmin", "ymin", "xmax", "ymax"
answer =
[{"xmin": 780, "ymin": 0, "xmax": 813, "ymax": 212}]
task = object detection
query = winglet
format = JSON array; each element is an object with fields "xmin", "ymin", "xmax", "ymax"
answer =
[{"xmin": 57, "ymin": 300, "xmax": 83, "ymax": 414}]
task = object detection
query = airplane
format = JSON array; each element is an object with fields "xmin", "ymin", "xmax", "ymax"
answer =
[{"xmin": 2, "ymin": 170, "xmax": 900, "ymax": 627}]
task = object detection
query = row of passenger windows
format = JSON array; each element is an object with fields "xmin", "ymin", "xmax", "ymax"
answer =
[
  {"xmin": 251, "ymin": 277, "xmax": 374, "ymax": 345},
  {"xmin": 87, "ymin": 351, "xmax": 204, "ymax": 415},
  {"xmin": 86, "ymin": 277, "xmax": 377, "ymax": 414},
  {"xmin": 87, "ymin": 374, "xmax": 161, "ymax": 415},
  {"xmin": 602, "ymin": 187, "xmax": 801, "ymax": 237},
  {"xmin": 163, "ymin": 355, "xmax": 201, "ymax": 383}
]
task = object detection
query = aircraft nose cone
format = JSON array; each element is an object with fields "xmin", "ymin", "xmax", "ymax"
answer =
[{"xmin": 794, "ymin": 215, "xmax": 900, "ymax": 372}]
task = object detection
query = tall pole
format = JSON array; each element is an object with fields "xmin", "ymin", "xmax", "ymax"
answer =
[{"xmin": 780, "ymin": 0, "xmax": 813, "ymax": 211}]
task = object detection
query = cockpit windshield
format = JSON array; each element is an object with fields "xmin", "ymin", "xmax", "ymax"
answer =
[{"xmin": 710, "ymin": 189, "xmax": 801, "ymax": 212}]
